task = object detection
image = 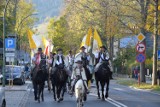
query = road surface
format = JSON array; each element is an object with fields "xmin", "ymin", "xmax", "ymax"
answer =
[{"xmin": 25, "ymin": 80, "xmax": 160, "ymax": 107}]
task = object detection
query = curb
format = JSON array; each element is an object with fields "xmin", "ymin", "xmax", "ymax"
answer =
[
  {"xmin": 5, "ymin": 83, "xmax": 30, "ymax": 91},
  {"xmin": 129, "ymin": 86, "xmax": 160, "ymax": 96}
]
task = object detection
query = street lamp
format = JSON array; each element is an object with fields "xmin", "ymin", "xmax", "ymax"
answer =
[
  {"xmin": 16, "ymin": 13, "xmax": 38, "ymax": 33},
  {"xmin": 3, "ymin": 0, "xmax": 12, "ymax": 87}
]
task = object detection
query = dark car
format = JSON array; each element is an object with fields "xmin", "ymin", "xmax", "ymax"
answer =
[{"xmin": 5, "ymin": 65, "xmax": 25, "ymax": 85}]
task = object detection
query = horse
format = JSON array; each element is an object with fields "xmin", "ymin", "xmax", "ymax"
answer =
[
  {"xmin": 31, "ymin": 57, "xmax": 47, "ymax": 103},
  {"xmin": 75, "ymin": 75, "xmax": 87, "ymax": 107},
  {"xmin": 81, "ymin": 57, "xmax": 92, "ymax": 85},
  {"xmin": 95, "ymin": 60, "xmax": 110, "ymax": 100},
  {"xmin": 51, "ymin": 64, "xmax": 68, "ymax": 102}
]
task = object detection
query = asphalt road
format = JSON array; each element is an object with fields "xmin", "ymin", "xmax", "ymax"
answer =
[{"xmin": 25, "ymin": 80, "xmax": 160, "ymax": 107}]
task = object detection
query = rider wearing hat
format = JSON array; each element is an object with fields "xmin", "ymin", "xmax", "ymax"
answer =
[
  {"xmin": 32, "ymin": 47, "xmax": 44, "ymax": 66},
  {"xmin": 95, "ymin": 45, "xmax": 113, "ymax": 79},
  {"xmin": 70, "ymin": 59, "xmax": 88, "ymax": 94},
  {"xmin": 52, "ymin": 48, "xmax": 71, "ymax": 76},
  {"xmin": 75, "ymin": 46, "xmax": 89, "ymax": 66}
]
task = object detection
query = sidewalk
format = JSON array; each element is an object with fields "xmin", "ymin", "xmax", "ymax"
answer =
[{"xmin": 5, "ymin": 81, "xmax": 31, "ymax": 107}]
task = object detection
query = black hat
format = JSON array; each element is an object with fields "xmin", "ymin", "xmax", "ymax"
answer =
[
  {"xmin": 38, "ymin": 47, "xmax": 42, "ymax": 51},
  {"xmin": 80, "ymin": 46, "xmax": 86, "ymax": 49},
  {"xmin": 57, "ymin": 48, "xmax": 63, "ymax": 52},
  {"xmin": 100, "ymin": 45, "xmax": 106, "ymax": 50}
]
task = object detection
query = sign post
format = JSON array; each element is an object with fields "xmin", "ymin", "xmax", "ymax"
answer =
[{"xmin": 136, "ymin": 33, "xmax": 146, "ymax": 84}]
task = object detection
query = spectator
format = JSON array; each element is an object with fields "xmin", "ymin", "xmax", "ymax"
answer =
[{"xmin": 24, "ymin": 63, "xmax": 30, "ymax": 79}]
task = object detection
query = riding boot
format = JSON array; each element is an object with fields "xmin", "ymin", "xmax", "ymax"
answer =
[{"xmin": 70, "ymin": 80, "xmax": 76, "ymax": 95}]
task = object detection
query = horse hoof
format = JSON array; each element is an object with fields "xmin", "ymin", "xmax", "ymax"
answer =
[
  {"xmin": 38, "ymin": 99, "xmax": 40, "ymax": 103},
  {"xmin": 105, "ymin": 94, "xmax": 108, "ymax": 99},
  {"xmin": 57, "ymin": 99, "xmax": 61, "ymax": 103},
  {"xmin": 102, "ymin": 97, "xmax": 105, "ymax": 101},
  {"xmin": 97, "ymin": 97, "xmax": 100, "ymax": 99},
  {"xmin": 35, "ymin": 97, "xmax": 37, "ymax": 101},
  {"xmin": 60, "ymin": 98, "xmax": 63, "ymax": 101}
]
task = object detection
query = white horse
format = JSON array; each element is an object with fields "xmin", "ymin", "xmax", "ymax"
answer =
[{"xmin": 75, "ymin": 78, "xmax": 87, "ymax": 107}]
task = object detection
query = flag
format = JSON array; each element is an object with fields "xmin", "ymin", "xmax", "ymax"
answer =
[
  {"xmin": 80, "ymin": 35, "xmax": 87, "ymax": 47},
  {"xmin": 94, "ymin": 29, "xmax": 102, "ymax": 47},
  {"xmin": 42, "ymin": 36, "xmax": 49, "ymax": 56},
  {"xmin": 27, "ymin": 30, "xmax": 37, "ymax": 49},
  {"xmin": 42, "ymin": 37, "xmax": 54, "ymax": 56},
  {"xmin": 85, "ymin": 27, "xmax": 92, "ymax": 46}
]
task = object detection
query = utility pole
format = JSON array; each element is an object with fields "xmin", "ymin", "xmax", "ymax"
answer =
[{"xmin": 152, "ymin": 0, "xmax": 158, "ymax": 85}]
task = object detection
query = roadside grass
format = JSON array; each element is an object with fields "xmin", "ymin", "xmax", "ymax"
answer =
[{"xmin": 117, "ymin": 78, "xmax": 160, "ymax": 92}]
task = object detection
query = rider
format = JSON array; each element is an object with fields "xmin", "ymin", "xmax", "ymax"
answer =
[
  {"xmin": 67, "ymin": 50, "xmax": 74, "ymax": 72},
  {"xmin": 52, "ymin": 48, "xmax": 71, "ymax": 76},
  {"xmin": 32, "ymin": 47, "xmax": 45, "ymax": 69},
  {"xmin": 31, "ymin": 47, "xmax": 47, "ymax": 79},
  {"xmin": 75, "ymin": 46, "xmax": 89, "ymax": 66},
  {"xmin": 70, "ymin": 59, "xmax": 88, "ymax": 94},
  {"xmin": 94, "ymin": 46, "xmax": 113, "ymax": 79}
]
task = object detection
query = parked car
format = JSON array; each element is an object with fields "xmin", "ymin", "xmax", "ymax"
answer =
[
  {"xmin": 0, "ymin": 87, "xmax": 6, "ymax": 107},
  {"xmin": 5, "ymin": 65, "xmax": 25, "ymax": 85}
]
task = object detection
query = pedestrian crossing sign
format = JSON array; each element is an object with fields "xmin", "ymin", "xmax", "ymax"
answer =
[{"xmin": 158, "ymin": 50, "xmax": 160, "ymax": 60}]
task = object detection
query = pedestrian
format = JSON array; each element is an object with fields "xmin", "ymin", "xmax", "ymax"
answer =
[{"xmin": 24, "ymin": 63, "xmax": 30, "ymax": 79}]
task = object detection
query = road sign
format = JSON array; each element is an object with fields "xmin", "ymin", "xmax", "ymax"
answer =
[
  {"xmin": 5, "ymin": 53, "xmax": 15, "ymax": 57},
  {"xmin": 137, "ymin": 33, "xmax": 145, "ymax": 42},
  {"xmin": 136, "ymin": 43, "xmax": 146, "ymax": 53},
  {"xmin": 5, "ymin": 38, "xmax": 16, "ymax": 51},
  {"xmin": 136, "ymin": 53, "xmax": 146, "ymax": 63},
  {"xmin": 158, "ymin": 50, "xmax": 160, "ymax": 60}
]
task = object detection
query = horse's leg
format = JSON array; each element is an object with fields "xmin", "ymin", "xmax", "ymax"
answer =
[
  {"xmin": 37, "ymin": 84, "xmax": 40, "ymax": 103},
  {"xmin": 100, "ymin": 81, "xmax": 105, "ymax": 101},
  {"xmin": 96, "ymin": 79, "xmax": 100, "ymax": 99},
  {"xmin": 105, "ymin": 78, "xmax": 110, "ymax": 99},
  {"xmin": 61, "ymin": 83, "xmax": 66, "ymax": 101},
  {"xmin": 52, "ymin": 81, "xmax": 56, "ymax": 101},
  {"xmin": 57, "ymin": 86, "xmax": 61, "ymax": 102},
  {"xmin": 33, "ymin": 82, "xmax": 38, "ymax": 101},
  {"xmin": 41, "ymin": 82, "xmax": 45, "ymax": 102}
]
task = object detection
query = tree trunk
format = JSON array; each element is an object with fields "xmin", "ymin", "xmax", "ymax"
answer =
[{"xmin": 152, "ymin": 0, "xmax": 158, "ymax": 85}]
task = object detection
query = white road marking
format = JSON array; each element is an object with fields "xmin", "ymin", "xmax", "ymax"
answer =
[
  {"xmin": 89, "ymin": 93, "xmax": 128, "ymax": 107},
  {"xmin": 113, "ymin": 88, "xmax": 125, "ymax": 91}
]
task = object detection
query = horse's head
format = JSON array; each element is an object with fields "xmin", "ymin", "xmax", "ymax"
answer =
[
  {"xmin": 99, "ymin": 61, "xmax": 110, "ymax": 74},
  {"xmin": 39, "ymin": 58, "xmax": 47, "ymax": 72},
  {"xmin": 57, "ymin": 64, "xmax": 64, "ymax": 70},
  {"xmin": 81, "ymin": 57, "xmax": 88, "ymax": 67}
]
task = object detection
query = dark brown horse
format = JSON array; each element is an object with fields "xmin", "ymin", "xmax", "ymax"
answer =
[
  {"xmin": 51, "ymin": 64, "xmax": 68, "ymax": 102},
  {"xmin": 95, "ymin": 60, "xmax": 110, "ymax": 100},
  {"xmin": 31, "ymin": 57, "xmax": 47, "ymax": 103}
]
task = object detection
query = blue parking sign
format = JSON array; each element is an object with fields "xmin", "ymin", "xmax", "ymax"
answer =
[
  {"xmin": 5, "ymin": 38, "xmax": 16, "ymax": 51},
  {"xmin": 158, "ymin": 50, "xmax": 160, "ymax": 60}
]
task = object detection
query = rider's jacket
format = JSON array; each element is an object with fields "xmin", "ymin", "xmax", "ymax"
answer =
[
  {"xmin": 71, "ymin": 66, "xmax": 87, "ymax": 81},
  {"xmin": 53, "ymin": 54, "xmax": 65, "ymax": 67},
  {"xmin": 95, "ymin": 51, "xmax": 109, "ymax": 63},
  {"xmin": 67, "ymin": 54, "xmax": 74, "ymax": 66},
  {"xmin": 75, "ymin": 52, "xmax": 89, "ymax": 63},
  {"xmin": 32, "ymin": 53, "xmax": 45, "ymax": 66}
]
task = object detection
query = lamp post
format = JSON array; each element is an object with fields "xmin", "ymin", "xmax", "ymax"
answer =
[
  {"xmin": 16, "ymin": 13, "xmax": 37, "ymax": 50},
  {"xmin": 3, "ymin": 0, "xmax": 12, "ymax": 87},
  {"xmin": 16, "ymin": 13, "xmax": 38, "ymax": 33}
]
